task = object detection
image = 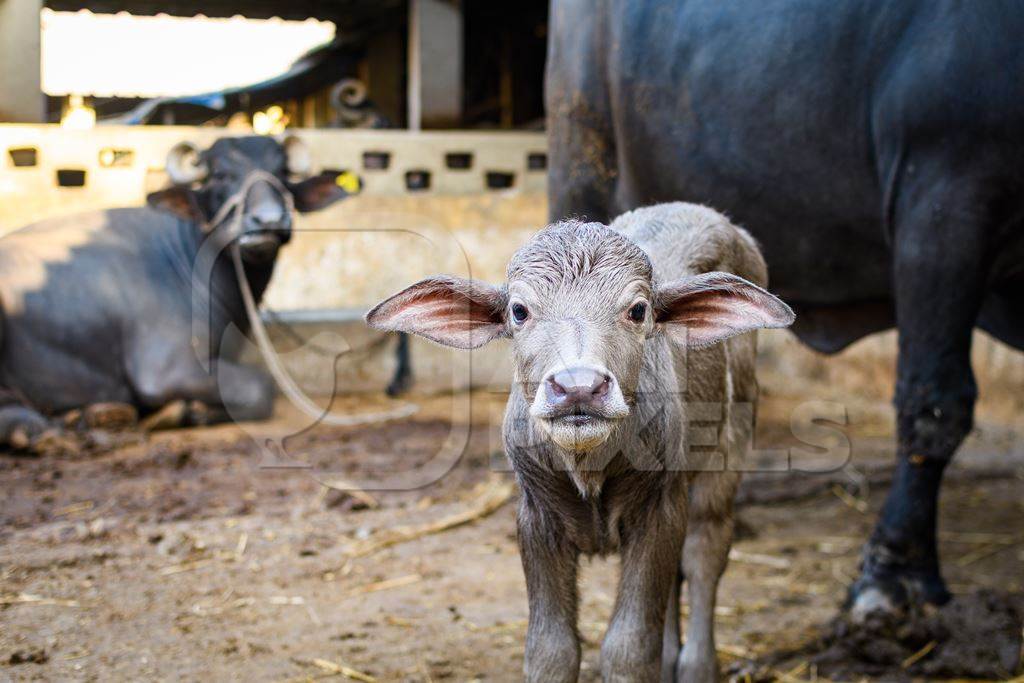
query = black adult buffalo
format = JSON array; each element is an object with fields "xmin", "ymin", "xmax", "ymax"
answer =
[
  {"xmin": 547, "ymin": 0, "xmax": 1024, "ymax": 618},
  {"xmin": 0, "ymin": 135, "xmax": 365, "ymax": 448}
]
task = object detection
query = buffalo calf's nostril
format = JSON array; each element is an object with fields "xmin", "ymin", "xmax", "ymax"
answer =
[
  {"xmin": 547, "ymin": 367, "xmax": 612, "ymax": 406},
  {"xmin": 547, "ymin": 376, "xmax": 567, "ymax": 398}
]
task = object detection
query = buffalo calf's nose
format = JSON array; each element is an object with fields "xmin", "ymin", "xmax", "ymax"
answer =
[{"xmin": 546, "ymin": 367, "xmax": 610, "ymax": 406}]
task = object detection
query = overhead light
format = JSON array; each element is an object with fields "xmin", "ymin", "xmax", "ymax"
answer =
[
  {"xmin": 253, "ymin": 105, "xmax": 288, "ymax": 135},
  {"xmin": 60, "ymin": 95, "xmax": 96, "ymax": 130}
]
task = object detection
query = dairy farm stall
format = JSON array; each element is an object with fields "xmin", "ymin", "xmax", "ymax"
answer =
[{"xmin": 0, "ymin": 124, "xmax": 1022, "ymax": 681}]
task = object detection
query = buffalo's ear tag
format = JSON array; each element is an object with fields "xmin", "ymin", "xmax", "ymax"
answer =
[{"xmin": 335, "ymin": 171, "xmax": 361, "ymax": 193}]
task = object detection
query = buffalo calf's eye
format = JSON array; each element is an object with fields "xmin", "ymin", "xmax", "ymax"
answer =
[
  {"xmin": 629, "ymin": 302, "xmax": 646, "ymax": 322},
  {"xmin": 512, "ymin": 303, "xmax": 529, "ymax": 323}
]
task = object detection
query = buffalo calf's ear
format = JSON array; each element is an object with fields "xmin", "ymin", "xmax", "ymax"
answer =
[
  {"xmin": 146, "ymin": 186, "xmax": 203, "ymax": 223},
  {"xmin": 656, "ymin": 271, "xmax": 795, "ymax": 348},
  {"xmin": 291, "ymin": 171, "xmax": 362, "ymax": 212},
  {"xmin": 366, "ymin": 276, "xmax": 507, "ymax": 349}
]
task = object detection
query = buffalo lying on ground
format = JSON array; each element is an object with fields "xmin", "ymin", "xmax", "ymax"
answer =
[
  {"xmin": 546, "ymin": 0, "xmax": 1024, "ymax": 619},
  {"xmin": 0, "ymin": 135, "xmax": 364, "ymax": 449}
]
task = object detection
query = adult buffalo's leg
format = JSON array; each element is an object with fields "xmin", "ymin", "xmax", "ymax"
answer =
[
  {"xmin": 546, "ymin": 0, "xmax": 616, "ymax": 224},
  {"xmin": 848, "ymin": 179, "xmax": 989, "ymax": 615},
  {"xmin": 385, "ymin": 332, "xmax": 412, "ymax": 396},
  {"xmin": 131, "ymin": 357, "xmax": 274, "ymax": 426},
  {"xmin": 210, "ymin": 360, "xmax": 275, "ymax": 423},
  {"xmin": 0, "ymin": 402, "xmax": 49, "ymax": 449}
]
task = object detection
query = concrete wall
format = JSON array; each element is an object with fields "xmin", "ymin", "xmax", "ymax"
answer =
[
  {"xmin": 0, "ymin": 0, "xmax": 44, "ymax": 123},
  {"xmin": 0, "ymin": 125, "xmax": 547, "ymax": 227},
  {"xmin": 1, "ymin": 124, "xmax": 1022, "ymax": 416},
  {"xmin": 407, "ymin": 0, "xmax": 463, "ymax": 130}
]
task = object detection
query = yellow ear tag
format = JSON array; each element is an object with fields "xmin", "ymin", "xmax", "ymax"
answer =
[{"xmin": 335, "ymin": 171, "xmax": 361, "ymax": 194}]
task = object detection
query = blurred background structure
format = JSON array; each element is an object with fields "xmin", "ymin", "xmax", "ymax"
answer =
[
  {"xmin": 0, "ymin": 0, "xmax": 554, "ymax": 393},
  {"xmin": 2, "ymin": 0, "xmax": 1023, "ymax": 402},
  {"xmin": 1, "ymin": 0, "xmax": 548, "ymax": 129}
]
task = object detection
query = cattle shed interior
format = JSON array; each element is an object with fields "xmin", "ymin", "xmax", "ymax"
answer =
[
  {"xmin": 2, "ymin": 2, "xmax": 1024, "ymax": 681},
  {"xmin": 0, "ymin": 0, "xmax": 549, "ymax": 130},
  {"xmin": 1, "ymin": 0, "xmax": 1024, "ymax": 400}
]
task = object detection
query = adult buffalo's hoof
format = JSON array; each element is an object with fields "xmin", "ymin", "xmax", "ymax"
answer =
[
  {"xmin": 9, "ymin": 425, "xmax": 33, "ymax": 450},
  {"xmin": 385, "ymin": 371, "xmax": 413, "ymax": 397},
  {"xmin": 83, "ymin": 402, "xmax": 139, "ymax": 431},
  {"xmin": 0, "ymin": 405, "xmax": 49, "ymax": 452},
  {"xmin": 846, "ymin": 547, "xmax": 951, "ymax": 623},
  {"xmin": 847, "ymin": 578, "xmax": 907, "ymax": 623},
  {"xmin": 140, "ymin": 400, "xmax": 189, "ymax": 431},
  {"xmin": 185, "ymin": 400, "xmax": 212, "ymax": 426},
  {"xmin": 28, "ymin": 428, "xmax": 81, "ymax": 457}
]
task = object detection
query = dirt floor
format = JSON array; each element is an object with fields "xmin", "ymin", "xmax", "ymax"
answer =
[{"xmin": 1, "ymin": 388, "xmax": 1022, "ymax": 682}]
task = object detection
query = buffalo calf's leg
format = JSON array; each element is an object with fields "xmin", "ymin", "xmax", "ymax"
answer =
[
  {"xmin": 602, "ymin": 505, "xmax": 685, "ymax": 682},
  {"xmin": 678, "ymin": 483, "xmax": 735, "ymax": 683},
  {"xmin": 849, "ymin": 176, "xmax": 989, "ymax": 615},
  {"xmin": 661, "ymin": 570, "xmax": 682, "ymax": 683},
  {"xmin": 518, "ymin": 499, "xmax": 581, "ymax": 683}
]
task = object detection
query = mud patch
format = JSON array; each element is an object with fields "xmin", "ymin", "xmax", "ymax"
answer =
[
  {"xmin": 7, "ymin": 648, "xmax": 48, "ymax": 665},
  {"xmin": 744, "ymin": 590, "xmax": 1024, "ymax": 680}
]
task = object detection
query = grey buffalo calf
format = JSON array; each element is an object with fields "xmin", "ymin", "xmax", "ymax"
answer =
[{"xmin": 367, "ymin": 203, "xmax": 794, "ymax": 682}]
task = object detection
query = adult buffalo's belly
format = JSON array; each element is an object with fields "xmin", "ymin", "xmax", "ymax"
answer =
[
  {"xmin": 0, "ymin": 329, "xmax": 134, "ymax": 413},
  {"xmin": 617, "ymin": 129, "xmax": 893, "ymax": 306},
  {"xmin": 613, "ymin": 143, "xmax": 891, "ymax": 309},
  {"xmin": 0, "ymin": 212, "xmax": 155, "ymax": 413},
  {"xmin": 619, "ymin": 147, "xmax": 896, "ymax": 351}
]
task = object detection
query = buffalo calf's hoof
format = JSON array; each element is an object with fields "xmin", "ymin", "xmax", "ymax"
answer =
[{"xmin": 677, "ymin": 656, "xmax": 719, "ymax": 683}]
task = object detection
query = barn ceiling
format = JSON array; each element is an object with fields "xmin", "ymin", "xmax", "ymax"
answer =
[{"xmin": 42, "ymin": 0, "xmax": 406, "ymax": 32}]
